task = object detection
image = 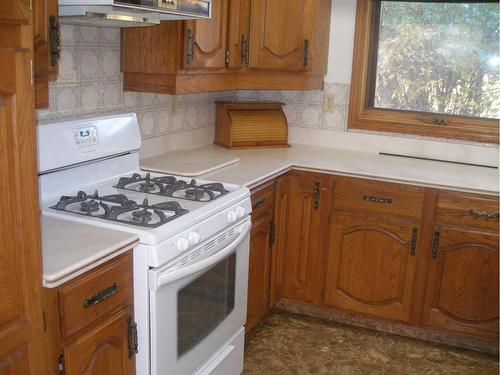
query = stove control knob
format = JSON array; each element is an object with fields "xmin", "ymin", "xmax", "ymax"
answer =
[
  {"xmin": 176, "ymin": 237, "xmax": 190, "ymax": 252},
  {"xmin": 235, "ymin": 206, "xmax": 246, "ymax": 218},
  {"xmin": 226, "ymin": 210, "xmax": 238, "ymax": 224},
  {"xmin": 188, "ymin": 231, "xmax": 201, "ymax": 246}
]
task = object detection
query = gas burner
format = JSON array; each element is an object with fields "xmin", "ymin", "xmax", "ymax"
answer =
[
  {"xmin": 50, "ymin": 191, "xmax": 189, "ymax": 228},
  {"xmin": 114, "ymin": 173, "xmax": 229, "ymax": 202}
]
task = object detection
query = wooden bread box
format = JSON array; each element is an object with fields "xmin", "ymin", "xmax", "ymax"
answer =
[{"xmin": 215, "ymin": 102, "xmax": 289, "ymax": 149}]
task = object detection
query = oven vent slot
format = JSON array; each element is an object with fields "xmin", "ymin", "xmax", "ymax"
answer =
[{"xmin": 167, "ymin": 228, "xmax": 237, "ymax": 271}]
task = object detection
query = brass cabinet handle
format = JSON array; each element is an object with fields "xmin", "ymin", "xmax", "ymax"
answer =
[
  {"xmin": 83, "ymin": 283, "xmax": 119, "ymax": 308},
  {"xmin": 303, "ymin": 39, "xmax": 309, "ymax": 67},
  {"xmin": 241, "ymin": 34, "xmax": 249, "ymax": 65},
  {"xmin": 252, "ymin": 197, "xmax": 268, "ymax": 209},
  {"xmin": 127, "ymin": 316, "xmax": 138, "ymax": 358},
  {"xmin": 410, "ymin": 228, "xmax": 418, "ymax": 256},
  {"xmin": 313, "ymin": 182, "xmax": 320, "ymax": 210},
  {"xmin": 469, "ymin": 209, "xmax": 499, "ymax": 220},
  {"xmin": 432, "ymin": 232, "xmax": 440, "ymax": 259},
  {"xmin": 363, "ymin": 195, "xmax": 393, "ymax": 205},
  {"xmin": 49, "ymin": 15, "xmax": 61, "ymax": 66},
  {"xmin": 186, "ymin": 29, "xmax": 195, "ymax": 65}
]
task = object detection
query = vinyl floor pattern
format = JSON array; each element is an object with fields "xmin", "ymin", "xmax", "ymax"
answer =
[{"xmin": 242, "ymin": 310, "xmax": 499, "ymax": 375}]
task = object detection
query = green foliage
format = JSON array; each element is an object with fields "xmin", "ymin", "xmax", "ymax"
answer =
[{"xmin": 374, "ymin": 2, "xmax": 500, "ymax": 119}]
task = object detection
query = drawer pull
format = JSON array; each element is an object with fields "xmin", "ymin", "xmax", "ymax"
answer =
[
  {"xmin": 83, "ymin": 283, "xmax": 119, "ymax": 308},
  {"xmin": 363, "ymin": 195, "xmax": 393, "ymax": 205},
  {"xmin": 252, "ymin": 198, "xmax": 269, "ymax": 209},
  {"xmin": 469, "ymin": 209, "xmax": 499, "ymax": 220},
  {"xmin": 410, "ymin": 228, "xmax": 418, "ymax": 256}
]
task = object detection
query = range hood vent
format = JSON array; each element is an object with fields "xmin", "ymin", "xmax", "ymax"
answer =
[{"xmin": 59, "ymin": 0, "xmax": 211, "ymax": 28}]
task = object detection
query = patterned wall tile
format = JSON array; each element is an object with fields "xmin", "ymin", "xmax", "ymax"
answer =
[
  {"xmin": 78, "ymin": 47, "xmax": 101, "ymax": 82},
  {"xmin": 137, "ymin": 111, "xmax": 155, "ymax": 138},
  {"xmin": 155, "ymin": 108, "xmax": 171, "ymax": 135},
  {"xmin": 57, "ymin": 47, "xmax": 78, "ymax": 83},
  {"xmin": 101, "ymin": 47, "xmax": 121, "ymax": 80},
  {"xmin": 79, "ymin": 26, "xmax": 101, "ymax": 46}
]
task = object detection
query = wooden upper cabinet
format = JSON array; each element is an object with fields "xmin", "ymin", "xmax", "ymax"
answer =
[
  {"xmin": 249, "ymin": 0, "xmax": 314, "ymax": 72},
  {"xmin": 0, "ymin": 1, "xmax": 30, "ymax": 24},
  {"xmin": 422, "ymin": 228, "xmax": 499, "ymax": 339},
  {"xmin": 184, "ymin": 0, "xmax": 229, "ymax": 70},
  {"xmin": 34, "ymin": 0, "xmax": 60, "ymax": 108},
  {"xmin": 283, "ymin": 171, "xmax": 332, "ymax": 303},
  {"xmin": 323, "ymin": 212, "xmax": 420, "ymax": 322},
  {"xmin": 226, "ymin": 0, "xmax": 250, "ymax": 69}
]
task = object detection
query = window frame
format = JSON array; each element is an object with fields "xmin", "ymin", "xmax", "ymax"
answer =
[{"xmin": 348, "ymin": 0, "xmax": 499, "ymax": 144}]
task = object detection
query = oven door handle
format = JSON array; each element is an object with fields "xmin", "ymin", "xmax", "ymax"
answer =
[{"xmin": 150, "ymin": 219, "xmax": 252, "ymax": 290}]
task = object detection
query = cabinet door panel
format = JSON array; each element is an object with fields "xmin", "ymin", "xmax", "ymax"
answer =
[
  {"xmin": 246, "ymin": 216, "xmax": 273, "ymax": 331},
  {"xmin": 227, "ymin": 0, "xmax": 250, "ymax": 68},
  {"xmin": 0, "ymin": 1, "xmax": 30, "ymax": 24},
  {"xmin": 283, "ymin": 172, "xmax": 331, "ymax": 303},
  {"xmin": 0, "ymin": 48, "xmax": 47, "ymax": 374},
  {"xmin": 65, "ymin": 307, "xmax": 135, "ymax": 375},
  {"xmin": 324, "ymin": 213, "xmax": 419, "ymax": 322},
  {"xmin": 249, "ymin": 0, "xmax": 314, "ymax": 71},
  {"xmin": 422, "ymin": 228, "xmax": 499, "ymax": 339},
  {"xmin": 185, "ymin": 0, "xmax": 228, "ymax": 70}
]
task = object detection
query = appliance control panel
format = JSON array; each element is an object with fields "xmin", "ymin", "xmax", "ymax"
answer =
[{"xmin": 73, "ymin": 126, "xmax": 98, "ymax": 147}]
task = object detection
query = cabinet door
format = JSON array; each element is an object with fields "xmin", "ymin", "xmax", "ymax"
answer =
[
  {"xmin": 0, "ymin": 1, "xmax": 30, "ymax": 23},
  {"xmin": 421, "ymin": 228, "xmax": 499, "ymax": 339},
  {"xmin": 323, "ymin": 212, "xmax": 419, "ymax": 322},
  {"xmin": 246, "ymin": 215, "xmax": 273, "ymax": 331},
  {"xmin": 64, "ymin": 307, "xmax": 136, "ymax": 375},
  {"xmin": 249, "ymin": 0, "xmax": 314, "ymax": 71},
  {"xmin": 226, "ymin": 0, "xmax": 250, "ymax": 69},
  {"xmin": 184, "ymin": 0, "xmax": 229, "ymax": 70},
  {"xmin": 283, "ymin": 172, "xmax": 332, "ymax": 303},
  {"xmin": 269, "ymin": 174, "xmax": 290, "ymax": 306},
  {"xmin": 0, "ymin": 48, "xmax": 47, "ymax": 374}
]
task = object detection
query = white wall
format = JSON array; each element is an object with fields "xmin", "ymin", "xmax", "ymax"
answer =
[{"xmin": 325, "ymin": 0, "xmax": 357, "ymax": 84}]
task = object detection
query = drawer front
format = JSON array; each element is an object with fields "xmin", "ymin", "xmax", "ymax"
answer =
[
  {"xmin": 436, "ymin": 191, "xmax": 499, "ymax": 230},
  {"xmin": 333, "ymin": 177, "xmax": 425, "ymax": 219},
  {"xmin": 251, "ymin": 181, "xmax": 275, "ymax": 221},
  {"xmin": 58, "ymin": 252, "xmax": 133, "ymax": 338}
]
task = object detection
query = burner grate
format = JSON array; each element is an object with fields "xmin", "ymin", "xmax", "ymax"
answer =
[{"xmin": 50, "ymin": 191, "xmax": 189, "ymax": 228}]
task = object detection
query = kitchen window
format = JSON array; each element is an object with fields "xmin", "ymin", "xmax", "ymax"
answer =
[{"xmin": 348, "ymin": 0, "xmax": 499, "ymax": 143}]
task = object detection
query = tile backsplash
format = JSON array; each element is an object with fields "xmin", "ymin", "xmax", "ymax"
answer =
[{"xmin": 37, "ymin": 25, "xmax": 495, "ymax": 156}]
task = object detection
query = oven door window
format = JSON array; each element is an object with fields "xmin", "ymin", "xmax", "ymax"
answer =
[{"xmin": 177, "ymin": 253, "xmax": 236, "ymax": 357}]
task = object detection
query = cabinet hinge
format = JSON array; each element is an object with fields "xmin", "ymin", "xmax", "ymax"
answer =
[
  {"xmin": 57, "ymin": 354, "xmax": 65, "ymax": 375},
  {"xmin": 127, "ymin": 316, "xmax": 138, "ymax": 358},
  {"xmin": 313, "ymin": 182, "xmax": 320, "ymax": 210},
  {"xmin": 225, "ymin": 50, "xmax": 230, "ymax": 66},
  {"xmin": 269, "ymin": 222, "xmax": 276, "ymax": 246}
]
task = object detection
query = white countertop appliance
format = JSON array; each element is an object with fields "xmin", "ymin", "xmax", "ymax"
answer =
[{"xmin": 37, "ymin": 113, "xmax": 251, "ymax": 375}]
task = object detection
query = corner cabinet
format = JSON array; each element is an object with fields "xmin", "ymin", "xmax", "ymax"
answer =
[
  {"xmin": 421, "ymin": 191, "xmax": 499, "ymax": 340},
  {"xmin": 44, "ymin": 252, "xmax": 138, "ymax": 375},
  {"xmin": 282, "ymin": 171, "xmax": 333, "ymax": 303},
  {"xmin": 121, "ymin": 0, "xmax": 331, "ymax": 94}
]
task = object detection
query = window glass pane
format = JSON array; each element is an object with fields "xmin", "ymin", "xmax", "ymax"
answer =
[{"xmin": 373, "ymin": 2, "xmax": 500, "ymax": 119}]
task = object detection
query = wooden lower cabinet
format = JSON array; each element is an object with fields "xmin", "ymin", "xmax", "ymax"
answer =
[
  {"xmin": 282, "ymin": 171, "xmax": 333, "ymax": 303},
  {"xmin": 421, "ymin": 227, "xmax": 499, "ymax": 339},
  {"xmin": 323, "ymin": 212, "xmax": 420, "ymax": 322},
  {"xmin": 246, "ymin": 215, "xmax": 273, "ymax": 331},
  {"xmin": 44, "ymin": 252, "xmax": 137, "ymax": 375}
]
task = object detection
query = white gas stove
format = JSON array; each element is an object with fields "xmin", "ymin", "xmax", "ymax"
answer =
[{"xmin": 38, "ymin": 113, "xmax": 251, "ymax": 375}]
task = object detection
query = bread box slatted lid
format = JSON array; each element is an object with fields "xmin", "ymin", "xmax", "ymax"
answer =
[{"xmin": 215, "ymin": 102, "xmax": 289, "ymax": 149}]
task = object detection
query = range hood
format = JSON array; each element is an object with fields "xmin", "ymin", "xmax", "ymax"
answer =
[{"xmin": 59, "ymin": 0, "xmax": 211, "ymax": 27}]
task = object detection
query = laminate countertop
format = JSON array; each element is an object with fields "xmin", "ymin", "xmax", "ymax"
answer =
[
  {"xmin": 41, "ymin": 216, "xmax": 139, "ymax": 288},
  {"xmin": 141, "ymin": 144, "xmax": 499, "ymax": 194}
]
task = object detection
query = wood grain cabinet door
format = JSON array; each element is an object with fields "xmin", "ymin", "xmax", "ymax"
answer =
[
  {"xmin": 0, "ymin": 49, "xmax": 47, "ymax": 374},
  {"xmin": 64, "ymin": 307, "xmax": 136, "ymax": 375},
  {"xmin": 283, "ymin": 172, "xmax": 332, "ymax": 303},
  {"xmin": 246, "ymin": 215, "xmax": 273, "ymax": 331},
  {"xmin": 421, "ymin": 228, "xmax": 499, "ymax": 339},
  {"xmin": 184, "ymin": 0, "xmax": 229, "ymax": 70},
  {"xmin": 323, "ymin": 212, "xmax": 420, "ymax": 322},
  {"xmin": 248, "ymin": 0, "xmax": 314, "ymax": 71}
]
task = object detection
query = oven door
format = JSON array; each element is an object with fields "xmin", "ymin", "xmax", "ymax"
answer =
[{"xmin": 149, "ymin": 218, "xmax": 251, "ymax": 375}]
